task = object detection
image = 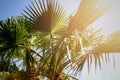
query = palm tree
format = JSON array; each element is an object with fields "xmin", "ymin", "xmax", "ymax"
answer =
[
  {"xmin": 0, "ymin": 0, "xmax": 120, "ymax": 80},
  {"xmin": 23, "ymin": 0, "xmax": 116, "ymax": 79},
  {"xmin": 0, "ymin": 17, "xmax": 39, "ymax": 80}
]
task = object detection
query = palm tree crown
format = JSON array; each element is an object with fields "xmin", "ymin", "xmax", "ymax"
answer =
[{"xmin": 0, "ymin": 0, "xmax": 119, "ymax": 80}]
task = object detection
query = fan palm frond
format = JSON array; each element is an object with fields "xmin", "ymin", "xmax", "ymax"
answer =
[
  {"xmin": 23, "ymin": 0, "xmax": 69, "ymax": 33},
  {"xmin": 77, "ymin": 30, "xmax": 120, "ymax": 73},
  {"xmin": 61, "ymin": 27, "xmax": 107, "ymax": 75},
  {"xmin": 67, "ymin": 0, "xmax": 112, "ymax": 36}
]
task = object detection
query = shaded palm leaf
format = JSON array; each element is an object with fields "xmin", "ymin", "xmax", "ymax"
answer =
[{"xmin": 23, "ymin": 0, "xmax": 69, "ymax": 33}]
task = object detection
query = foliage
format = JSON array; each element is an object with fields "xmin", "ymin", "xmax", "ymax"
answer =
[{"xmin": 0, "ymin": 0, "xmax": 119, "ymax": 80}]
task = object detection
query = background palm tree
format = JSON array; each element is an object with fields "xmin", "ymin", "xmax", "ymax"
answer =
[
  {"xmin": 0, "ymin": 17, "xmax": 39, "ymax": 80},
  {"xmin": 0, "ymin": 0, "xmax": 120, "ymax": 80}
]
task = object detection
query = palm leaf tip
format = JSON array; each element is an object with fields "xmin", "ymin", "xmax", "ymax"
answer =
[
  {"xmin": 91, "ymin": 31, "xmax": 120, "ymax": 53},
  {"xmin": 23, "ymin": 0, "xmax": 69, "ymax": 33}
]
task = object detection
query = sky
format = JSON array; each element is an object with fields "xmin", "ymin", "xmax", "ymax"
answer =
[
  {"xmin": 0, "ymin": 0, "xmax": 31, "ymax": 20},
  {"xmin": 0, "ymin": 0, "xmax": 120, "ymax": 80}
]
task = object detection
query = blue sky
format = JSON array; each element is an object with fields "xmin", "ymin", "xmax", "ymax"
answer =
[
  {"xmin": 0, "ymin": 0, "xmax": 120, "ymax": 80},
  {"xmin": 0, "ymin": 0, "xmax": 32, "ymax": 20}
]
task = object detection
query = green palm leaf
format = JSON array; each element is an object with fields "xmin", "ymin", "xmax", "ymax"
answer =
[{"xmin": 0, "ymin": 17, "xmax": 28, "ymax": 66}]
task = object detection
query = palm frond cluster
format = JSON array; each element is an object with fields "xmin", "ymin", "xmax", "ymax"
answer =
[{"xmin": 0, "ymin": 0, "xmax": 119, "ymax": 80}]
